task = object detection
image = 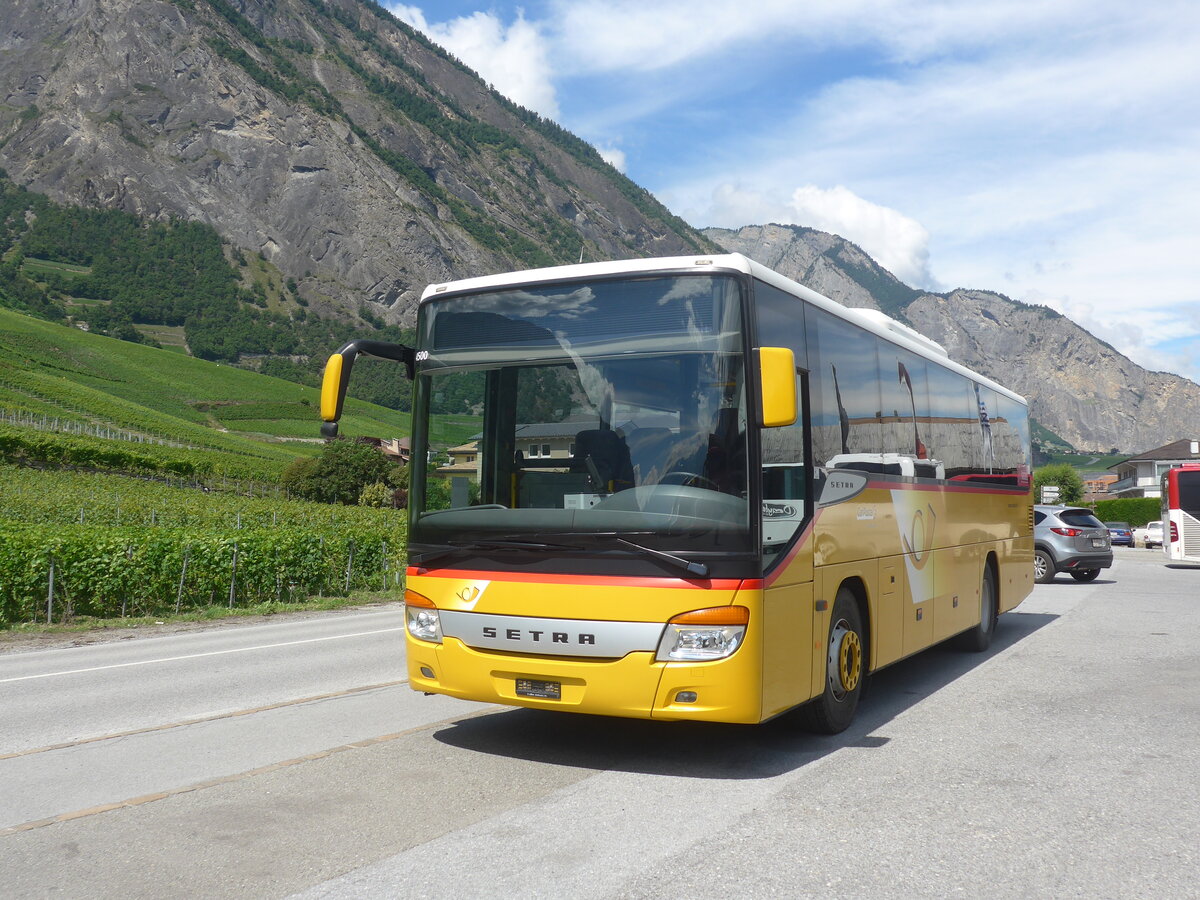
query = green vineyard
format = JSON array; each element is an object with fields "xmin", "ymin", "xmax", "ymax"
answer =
[{"xmin": 0, "ymin": 465, "xmax": 407, "ymax": 625}]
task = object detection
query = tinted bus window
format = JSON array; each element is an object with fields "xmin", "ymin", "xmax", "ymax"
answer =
[
  {"xmin": 754, "ymin": 280, "xmax": 810, "ymax": 566},
  {"xmin": 925, "ymin": 362, "xmax": 975, "ymax": 480},
  {"xmin": 1178, "ymin": 470, "xmax": 1200, "ymax": 516},
  {"xmin": 807, "ymin": 307, "xmax": 881, "ymax": 468},
  {"xmin": 880, "ymin": 346, "xmax": 931, "ymax": 473}
]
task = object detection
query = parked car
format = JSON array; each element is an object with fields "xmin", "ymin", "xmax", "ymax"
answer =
[
  {"xmin": 1033, "ymin": 504, "xmax": 1113, "ymax": 584},
  {"xmin": 1104, "ymin": 521, "xmax": 1134, "ymax": 547},
  {"xmin": 1133, "ymin": 520, "xmax": 1164, "ymax": 549}
]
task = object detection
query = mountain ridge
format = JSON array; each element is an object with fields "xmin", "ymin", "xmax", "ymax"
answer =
[{"xmin": 2, "ymin": 0, "xmax": 1197, "ymax": 454}]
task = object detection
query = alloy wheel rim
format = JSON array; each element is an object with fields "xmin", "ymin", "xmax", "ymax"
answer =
[{"xmin": 827, "ymin": 619, "xmax": 862, "ymax": 701}]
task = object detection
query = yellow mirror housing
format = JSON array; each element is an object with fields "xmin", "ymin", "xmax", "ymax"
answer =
[
  {"xmin": 320, "ymin": 352, "xmax": 345, "ymax": 423},
  {"xmin": 756, "ymin": 347, "xmax": 797, "ymax": 427}
]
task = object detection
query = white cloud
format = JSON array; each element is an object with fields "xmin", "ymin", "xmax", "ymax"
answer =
[
  {"xmin": 789, "ymin": 185, "xmax": 933, "ymax": 288},
  {"xmin": 596, "ymin": 146, "xmax": 626, "ymax": 172},
  {"xmin": 544, "ymin": 0, "xmax": 1135, "ymax": 76},
  {"xmin": 702, "ymin": 183, "xmax": 935, "ymax": 288},
  {"xmin": 386, "ymin": 5, "xmax": 559, "ymax": 118},
  {"xmin": 547, "ymin": 0, "xmax": 836, "ymax": 73}
]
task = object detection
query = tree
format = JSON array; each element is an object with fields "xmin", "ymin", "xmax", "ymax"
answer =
[
  {"xmin": 1033, "ymin": 463, "xmax": 1084, "ymax": 505},
  {"xmin": 280, "ymin": 439, "xmax": 397, "ymax": 504}
]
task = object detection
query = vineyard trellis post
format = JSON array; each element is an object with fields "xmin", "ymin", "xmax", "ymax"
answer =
[
  {"xmin": 176, "ymin": 545, "xmax": 190, "ymax": 614},
  {"xmin": 122, "ymin": 544, "xmax": 132, "ymax": 617},
  {"xmin": 46, "ymin": 555, "xmax": 55, "ymax": 624},
  {"xmin": 228, "ymin": 542, "xmax": 239, "ymax": 609}
]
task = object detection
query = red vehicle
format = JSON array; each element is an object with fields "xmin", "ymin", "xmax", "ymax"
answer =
[{"xmin": 1162, "ymin": 465, "xmax": 1200, "ymax": 564}]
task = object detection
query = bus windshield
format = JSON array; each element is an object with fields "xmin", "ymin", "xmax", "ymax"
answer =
[{"xmin": 410, "ymin": 274, "xmax": 752, "ymax": 560}]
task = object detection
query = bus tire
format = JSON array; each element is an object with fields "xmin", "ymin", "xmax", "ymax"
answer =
[
  {"xmin": 800, "ymin": 587, "xmax": 865, "ymax": 734},
  {"xmin": 1033, "ymin": 549, "xmax": 1055, "ymax": 584},
  {"xmin": 957, "ymin": 564, "xmax": 997, "ymax": 652},
  {"xmin": 1070, "ymin": 568, "xmax": 1100, "ymax": 582}
]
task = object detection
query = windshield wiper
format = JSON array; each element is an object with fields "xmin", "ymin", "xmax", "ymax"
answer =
[
  {"xmin": 614, "ymin": 537, "xmax": 709, "ymax": 578},
  {"xmin": 411, "ymin": 539, "xmax": 582, "ymax": 567}
]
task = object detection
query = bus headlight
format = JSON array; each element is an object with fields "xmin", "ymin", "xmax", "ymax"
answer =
[
  {"xmin": 656, "ymin": 606, "xmax": 749, "ymax": 661},
  {"xmin": 405, "ymin": 590, "xmax": 442, "ymax": 644}
]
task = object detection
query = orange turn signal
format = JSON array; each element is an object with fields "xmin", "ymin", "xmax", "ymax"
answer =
[
  {"xmin": 667, "ymin": 606, "xmax": 750, "ymax": 626},
  {"xmin": 404, "ymin": 589, "xmax": 437, "ymax": 609}
]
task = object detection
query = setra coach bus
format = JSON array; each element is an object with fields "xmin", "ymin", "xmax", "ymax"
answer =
[{"xmin": 320, "ymin": 254, "xmax": 1034, "ymax": 732}]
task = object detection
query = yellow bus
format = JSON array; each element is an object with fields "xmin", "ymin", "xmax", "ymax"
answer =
[{"xmin": 321, "ymin": 254, "xmax": 1034, "ymax": 732}]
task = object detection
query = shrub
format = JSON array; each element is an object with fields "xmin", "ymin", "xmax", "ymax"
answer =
[
  {"xmin": 358, "ymin": 481, "xmax": 392, "ymax": 508},
  {"xmin": 1093, "ymin": 497, "xmax": 1160, "ymax": 527}
]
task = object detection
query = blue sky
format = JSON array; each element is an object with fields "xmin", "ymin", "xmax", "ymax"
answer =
[{"xmin": 386, "ymin": 1, "xmax": 1200, "ymax": 385}]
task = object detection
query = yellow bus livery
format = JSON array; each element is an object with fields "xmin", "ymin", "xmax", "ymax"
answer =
[{"xmin": 321, "ymin": 254, "xmax": 1033, "ymax": 732}]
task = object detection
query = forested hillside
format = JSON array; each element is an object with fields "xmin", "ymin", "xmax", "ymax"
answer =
[
  {"xmin": 0, "ymin": 171, "xmax": 423, "ymax": 409},
  {"xmin": 0, "ymin": 0, "xmax": 714, "ymax": 327}
]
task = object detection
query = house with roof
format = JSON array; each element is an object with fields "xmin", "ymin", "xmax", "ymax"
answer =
[
  {"xmin": 1082, "ymin": 472, "xmax": 1117, "ymax": 503},
  {"xmin": 1108, "ymin": 439, "xmax": 1200, "ymax": 498},
  {"xmin": 436, "ymin": 420, "xmax": 585, "ymax": 482},
  {"xmin": 434, "ymin": 416, "xmax": 683, "ymax": 483}
]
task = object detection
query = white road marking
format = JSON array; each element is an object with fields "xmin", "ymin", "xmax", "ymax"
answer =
[{"xmin": 0, "ymin": 627, "xmax": 406, "ymax": 684}]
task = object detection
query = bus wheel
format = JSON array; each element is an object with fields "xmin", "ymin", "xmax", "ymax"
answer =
[
  {"xmin": 1033, "ymin": 549, "xmax": 1055, "ymax": 584},
  {"xmin": 957, "ymin": 565, "xmax": 997, "ymax": 652},
  {"xmin": 1070, "ymin": 569, "xmax": 1100, "ymax": 582},
  {"xmin": 801, "ymin": 588, "xmax": 864, "ymax": 734}
]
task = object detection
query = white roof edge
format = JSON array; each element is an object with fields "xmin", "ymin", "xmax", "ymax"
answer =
[
  {"xmin": 419, "ymin": 254, "xmax": 1027, "ymax": 406},
  {"xmin": 420, "ymin": 253, "xmax": 755, "ymax": 301}
]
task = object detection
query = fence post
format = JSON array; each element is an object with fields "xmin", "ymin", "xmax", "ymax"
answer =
[
  {"xmin": 47, "ymin": 556, "xmax": 55, "ymax": 624},
  {"xmin": 122, "ymin": 545, "xmax": 132, "ymax": 617},
  {"xmin": 228, "ymin": 542, "xmax": 239, "ymax": 609}
]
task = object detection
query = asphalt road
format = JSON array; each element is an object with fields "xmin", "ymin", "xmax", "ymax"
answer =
[{"xmin": 1, "ymin": 549, "xmax": 1196, "ymax": 898}]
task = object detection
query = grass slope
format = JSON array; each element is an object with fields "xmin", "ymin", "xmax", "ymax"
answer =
[{"xmin": 0, "ymin": 307, "xmax": 423, "ymax": 473}]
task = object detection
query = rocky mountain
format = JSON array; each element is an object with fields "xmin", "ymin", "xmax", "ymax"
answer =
[
  {"xmin": 0, "ymin": 0, "xmax": 714, "ymax": 326},
  {"xmin": 2, "ymin": 0, "xmax": 1196, "ymax": 454},
  {"xmin": 706, "ymin": 224, "xmax": 1200, "ymax": 454}
]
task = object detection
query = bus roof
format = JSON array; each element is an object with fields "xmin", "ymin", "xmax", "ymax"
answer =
[{"xmin": 420, "ymin": 253, "xmax": 1027, "ymax": 406}]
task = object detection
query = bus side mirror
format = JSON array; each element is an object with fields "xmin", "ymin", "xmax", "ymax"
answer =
[
  {"xmin": 756, "ymin": 346, "xmax": 797, "ymax": 428},
  {"xmin": 320, "ymin": 339, "xmax": 416, "ymax": 438}
]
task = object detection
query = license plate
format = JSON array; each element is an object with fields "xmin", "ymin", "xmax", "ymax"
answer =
[
  {"xmin": 1091, "ymin": 538, "xmax": 1107, "ymax": 548},
  {"xmin": 516, "ymin": 678, "xmax": 561, "ymax": 700}
]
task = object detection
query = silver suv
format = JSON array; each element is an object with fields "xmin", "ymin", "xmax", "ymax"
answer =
[{"xmin": 1033, "ymin": 504, "xmax": 1113, "ymax": 583}]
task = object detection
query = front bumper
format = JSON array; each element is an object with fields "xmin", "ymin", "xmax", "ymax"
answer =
[{"xmin": 406, "ymin": 634, "xmax": 766, "ymax": 724}]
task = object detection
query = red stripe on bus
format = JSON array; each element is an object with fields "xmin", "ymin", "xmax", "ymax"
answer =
[{"xmin": 406, "ymin": 567, "xmax": 759, "ymax": 592}]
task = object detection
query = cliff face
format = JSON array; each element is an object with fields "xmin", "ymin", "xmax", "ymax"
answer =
[
  {"xmin": 707, "ymin": 224, "xmax": 1200, "ymax": 453},
  {"xmin": 2, "ymin": 2, "xmax": 1194, "ymax": 453},
  {"xmin": 0, "ymin": 0, "xmax": 714, "ymax": 324}
]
